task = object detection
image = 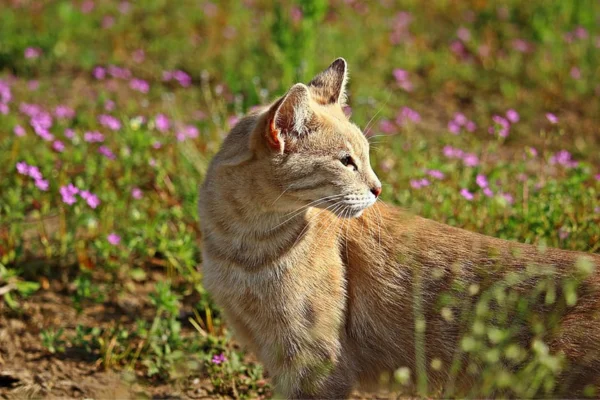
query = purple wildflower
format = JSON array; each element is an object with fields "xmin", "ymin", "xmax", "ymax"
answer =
[
  {"xmin": 448, "ymin": 121, "xmax": 461, "ymax": 134},
  {"xmin": 54, "ymin": 105, "xmax": 75, "ymax": 119},
  {"xmin": 98, "ymin": 146, "xmax": 116, "ymax": 160},
  {"xmin": 550, "ymin": 150, "xmax": 578, "ymax": 168},
  {"xmin": 60, "ymin": 184, "xmax": 79, "ymax": 205},
  {"xmin": 483, "ymin": 188, "xmax": 494, "ymax": 197},
  {"xmin": 443, "ymin": 145, "xmax": 464, "ymax": 159},
  {"xmin": 155, "ymin": 114, "xmax": 170, "ymax": 132},
  {"xmin": 64, "ymin": 129, "xmax": 75, "ymax": 139},
  {"xmin": 104, "ymin": 100, "xmax": 115, "ymax": 111},
  {"xmin": 102, "ymin": 15, "xmax": 115, "ymax": 29},
  {"xmin": 16, "ymin": 162, "xmax": 29, "ymax": 175},
  {"xmin": 98, "ymin": 114, "xmax": 121, "ymax": 131},
  {"xmin": 27, "ymin": 166, "xmax": 43, "ymax": 180},
  {"xmin": 392, "ymin": 69, "xmax": 413, "ymax": 91},
  {"xmin": 427, "ymin": 170, "xmax": 445, "ymax": 180},
  {"xmin": 173, "ymin": 70, "xmax": 192, "ymax": 87},
  {"xmin": 52, "ymin": 140, "xmax": 65, "ymax": 152},
  {"xmin": 396, "ymin": 107, "xmax": 421, "ymax": 125},
  {"xmin": 558, "ymin": 229, "xmax": 569, "ymax": 240},
  {"xmin": 512, "ymin": 39, "xmax": 532, "ymax": 53},
  {"xmin": 506, "ymin": 109, "xmax": 520, "ymax": 123},
  {"xmin": 501, "ymin": 193, "xmax": 515, "ymax": 205},
  {"xmin": 465, "ymin": 121, "xmax": 476, "ymax": 132},
  {"xmin": 546, "ymin": 113, "xmax": 558, "ymax": 124},
  {"xmin": 457, "ymin": 27, "xmax": 470, "ymax": 42},
  {"xmin": 570, "ymin": 67, "xmax": 581, "ymax": 80},
  {"xmin": 152, "ymin": 141, "xmax": 162, "ymax": 149},
  {"xmin": 93, "ymin": 66, "xmax": 106, "ymax": 80},
  {"xmin": 132, "ymin": 49, "xmax": 145, "ymax": 63},
  {"xmin": 460, "ymin": 188, "xmax": 474, "ymax": 201},
  {"xmin": 84, "ymin": 131, "xmax": 104, "ymax": 143},
  {"xmin": 379, "ymin": 119, "xmax": 395, "ymax": 134},
  {"xmin": 14, "ymin": 125, "xmax": 26, "ymax": 137},
  {"xmin": 35, "ymin": 179, "xmax": 49, "ymax": 191},
  {"xmin": 130, "ymin": 78, "xmax": 149, "ymax": 93},
  {"xmin": 81, "ymin": 191, "xmax": 100, "ymax": 209},
  {"xmin": 0, "ymin": 103, "xmax": 8, "ymax": 115},
  {"xmin": 410, "ymin": 178, "xmax": 430, "ymax": 189},
  {"xmin": 212, "ymin": 353, "xmax": 227, "ymax": 365},
  {"xmin": 107, "ymin": 233, "xmax": 121, "ymax": 246},
  {"xmin": 595, "ymin": 174, "xmax": 600, "ymax": 182},
  {"xmin": 476, "ymin": 174, "xmax": 488, "ymax": 188},
  {"xmin": 491, "ymin": 115, "xmax": 510, "ymax": 137},
  {"xmin": 81, "ymin": 0, "xmax": 94, "ymax": 13},
  {"xmin": 132, "ymin": 187, "xmax": 143, "ymax": 199},
  {"xmin": 462, "ymin": 153, "xmax": 480, "ymax": 167},
  {"xmin": 24, "ymin": 47, "xmax": 42, "ymax": 59},
  {"xmin": 118, "ymin": 1, "xmax": 130, "ymax": 14}
]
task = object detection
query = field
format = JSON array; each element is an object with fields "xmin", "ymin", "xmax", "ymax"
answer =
[{"xmin": 1, "ymin": 0, "xmax": 599, "ymax": 398}]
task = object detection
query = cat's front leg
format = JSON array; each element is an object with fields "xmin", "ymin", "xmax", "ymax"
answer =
[{"xmin": 269, "ymin": 336, "xmax": 354, "ymax": 399}]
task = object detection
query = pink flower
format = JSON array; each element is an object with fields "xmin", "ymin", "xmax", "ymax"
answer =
[
  {"xmin": 443, "ymin": 145, "xmax": 464, "ymax": 159},
  {"xmin": 102, "ymin": 15, "xmax": 115, "ymax": 29},
  {"xmin": 54, "ymin": 105, "xmax": 75, "ymax": 119},
  {"xmin": 93, "ymin": 66, "xmax": 106, "ymax": 80},
  {"xmin": 462, "ymin": 153, "xmax": 479, "ymax": 167},
  {"xmin": 501, "ymin": 193, "xmax": 514, "ymax": 205},
  {"xmin": 152, "ymin": 141, "xmax": 162, "ymax": 149},
  {"xmin": 173, "ymin": 70, "xmax": 192, "ymax": 87},
  {"xmin": 60, "ymin": 184, "xmax": 79, "ymax": 205},
  {"xmin": 130, "ymin": 78, "xmax": 149, "ymax": 93},
  {"xmin": 118, "ymin": 1, "xmax": 130, "ymax": 14},
  {"xmin": 84, "ymin": 131, "xmax": 104, "ymax": 143},
  {"xmin": 290, "ymin": 6, "xmax": 303, "ymax": 23},
  {"xmin": 27, "ymin": 166, "xmax": 43, "ymax": 180},
  {"xmin": 35, "ymin": 179, "xmax": 49, "ymax": 191},
  {"xmin": 393, "ymin": 69, "xmax": 413, "ymax": 91},
  {"xmin": 448, "ymin": 121, "xmax": 461, "ymax": 134},
  {"xmin": 16, "ymin": 161, "xmax": 29, "ymax": 175},
  {"xmin": 527, "ymin": 147, "xmax": 538, "ymax": 157},
  {"xmin": 104, "ymin": 100, "xmax": 115, "ymax": 111},
  {"xmin": 570, "ymin": 67, "xmax": 581, "ymax": 80},
  {"xmin": 132, "ymin": 49, "xmax": 145, "ymax": 63},
  {"xmin": 506, "ymin": 109, "xmax": 520, "ymax": 123},
  {"xmin": 81, "ymin": 0, "xmax": 94, "ymax": 13},
  {"xmin": 483, "ymin": 187, "xmax": 494, "ymax": 197},
  {"xmin": 52, "ymin": 140, "xmax": 65, "ymax": 152},
  {"xmin": 0, "ymin": 103, "xmax": 8, "ymax": 115},
  {"xmin": 491, "ymin": 115, "xmax": 510, "ymax": 137},
  {"xmin": 595, "ymin": 174, "xmax": 600, "ymax": 181},
  {"xmin": 379, "ymin": 119, "xmax": 395, "ymax": 134},
  {"xmin": 427, "ymin": 170, "xmax": 445, "ymax": 180},
  {"xmin": 212, "ymin": 353, "xmax": 227, "ymax": 365},
  {"xmin": 99, "ymin": 114, "xmax": 121, "ymax": 131},
  {"xmin": 550, "ymin": 150, "xmax": 578, "ymax": 168},
  {"xmin": 396, "ymin": 107, "xmax": 421, "ymax": 125},
  {"xmin": 107, "ymin": 233, "xmax": 121, "ymax": 245},
  {"xmin": 465, "ymin": 121, "xmax": 476, "ymax": 132},
  {"xmin": 98, "ymin": 146, "xmax": 116, "ymax": 160},
  {"xmin": 228, "ymin": 115, "xmax": 240, "ymax": 128},
  {"xmin": 14, "ymin": 125, "xmax": 26, "ymax": 137},
  {"xmin": 476, "ymin": 174, "xmax": 488, "ymax": 188},
  {"xmin": 453, "ymin": 113, "xmax": 467, "ymax": 126},
  {"xmin": 131, "ymin": 187, "xmax": 143, "ymax": 199},
  {"xmin": 24, "ymin": 47, "xmax": 42, "ymax": 59},
  {"xmin": 546, "ymin": 113, "xmax": 558, "ymax": 124},
  {"xmin": 64, "ymin": 129, "xmax": 75, "ymax": 139},
  {"xmin": 410, "ymin": 178, "xmax": 430, "ymax": 189},
  {"xmin": 81, "ymin": 191, "xmax": 100, "ymax": 209},
  {"xmin": 558, "ymin": 229, "xmax": 569, "ymax": 240},
  {"xmin": 155, "ymin": 114, "xmax": 170, "ymax": 132},
  {"xmin": 457, "ymin": 27, "xmax": 471, "ymax": 42},
  {"xmin": 460, "ymin": 188, "xmax": 474, "ymax": 201}
]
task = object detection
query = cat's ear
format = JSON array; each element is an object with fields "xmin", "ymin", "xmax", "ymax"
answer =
[
  {"xmin": 267, "ymin": 83, "xmax": 312, "ymax": 152},
  {"xmin": 308, "ymin": 58, "xmax": 348, "ymax": 106}
]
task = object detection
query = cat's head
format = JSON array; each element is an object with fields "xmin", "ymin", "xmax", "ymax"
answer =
[{"xmin": 237, "ymin": 58, "xmax": 381, "ymax": 218}]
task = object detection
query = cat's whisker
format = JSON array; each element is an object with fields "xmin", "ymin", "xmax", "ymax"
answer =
[
  {"xmin": 291, "ymin": 201, "xmax": 344, "ymax": 249},
  {"xmin": 269, "ymin": 194, "xmax": 346, "ymax": 232},
  {"xmin": 271, "ymin": 184, "xmax": 294, "ymax": 206}
]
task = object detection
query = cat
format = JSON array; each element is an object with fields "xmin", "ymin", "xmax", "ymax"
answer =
[{"xmin": 198, "ymin": 58, "xmax": 600, "ymax": 398}]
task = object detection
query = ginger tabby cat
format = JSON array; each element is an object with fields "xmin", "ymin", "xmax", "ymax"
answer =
[{"xmin": 198, "ymin": 58, "xmax": 600, "ymax": 398}]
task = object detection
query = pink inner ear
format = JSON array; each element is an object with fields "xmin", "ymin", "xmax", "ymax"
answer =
[{"xmin": 267, "ymin": 118, "xmax": 282, "ymax": 150}]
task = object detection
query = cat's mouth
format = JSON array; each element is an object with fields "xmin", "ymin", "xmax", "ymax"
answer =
[{"xmin": 330, "ymin": 194, "xmax": 377, "ymax": 218}]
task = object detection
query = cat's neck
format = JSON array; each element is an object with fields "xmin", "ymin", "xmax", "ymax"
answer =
[{"xmin": 202, "ymin": 182, "xmax": 340, "ymax": 269}]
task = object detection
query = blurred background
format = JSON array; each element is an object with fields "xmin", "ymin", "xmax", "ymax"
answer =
[{"xmin": 0, "ymin": 0, "xmax": 599, "ymax": 398}]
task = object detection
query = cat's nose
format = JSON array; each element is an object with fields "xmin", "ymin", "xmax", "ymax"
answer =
[{"xmin": 370, "ymin": 186, "xmax": 382, "ymax": 198}]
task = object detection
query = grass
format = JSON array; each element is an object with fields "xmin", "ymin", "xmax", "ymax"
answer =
[{"xmin": 0, "ymin": 0, "xmax": 599, "ymax": 398}]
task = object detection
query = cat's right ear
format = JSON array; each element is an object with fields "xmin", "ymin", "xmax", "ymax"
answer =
[{"xmin": 266, "ymin": 83, "xmax": 313, "ymax": 153}]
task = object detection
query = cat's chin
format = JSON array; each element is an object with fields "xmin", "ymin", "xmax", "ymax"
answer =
[{"xmin": 337, "ymin": 208, "xmax": 365, "ymax": 219}]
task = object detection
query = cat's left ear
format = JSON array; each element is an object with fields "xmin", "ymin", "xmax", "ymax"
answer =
[{"xmin": 308, "ymin": 58, "xmax": 348, "ymax": 106}]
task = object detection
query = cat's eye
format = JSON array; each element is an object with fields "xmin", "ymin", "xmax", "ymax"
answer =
[{"xmin": 340, "ymin": 155, "xmax": 357, "ymax": 171}]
